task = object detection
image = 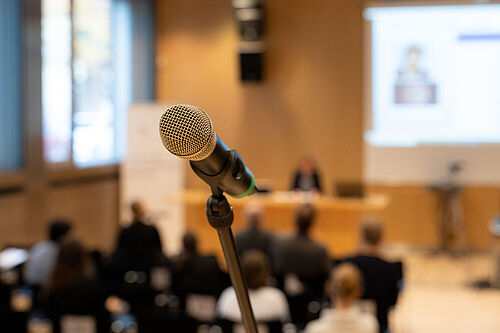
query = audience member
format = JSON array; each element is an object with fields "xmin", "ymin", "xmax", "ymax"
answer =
[
  {"xmin": 273, "ymin": 204, "xmax": 329, "ymax": 284},
  {"xmin": 217, "ymin": 250, "xmax": 289, "ymax": 323},
  {"xmin": 24, "ymin": 219, "xmax": 72, "ymax": 286},
  {"xmin": 343, "ymin": 219, "xmax": 400, "ymax": 333},
  {"xmin": 272, "ymin": 204, "xmax": 330, "ymax": 328},
  {"xmin": 173, "ymin": 232, "xmax": 229, "ymax": 303},
  {"xmin": 106, "ymin": 201, "xmax": 168, "ymax": 273},
  {"xmin": 305, "ymin": 263, "xmax": 378, "ymax": 333},
  {"xmin": 117, "ymin": 201, "xmax": 163, "ymax": 253},
  {"xmin": 103, "ymin": 201, "xmax": 171, "ymax": 313},
  {"xmin": 291, "ymin": 156, "xmax": 322, "ymax": 193},
  {"xmin": 43, "ymin": 238, "xmax": 110, "ymax": 333},
  {"xmin": 235, "ymin": 203, "xmax": 275, "ymax": 260}
]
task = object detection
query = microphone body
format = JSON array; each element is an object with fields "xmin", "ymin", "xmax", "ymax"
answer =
[
  {"xmin": 159, "ymin": 105, "xmax": 256, "ymax": 198},
  {"xmin": 190, "ymin": 136, "xmax": 255, "ymax": 198}
]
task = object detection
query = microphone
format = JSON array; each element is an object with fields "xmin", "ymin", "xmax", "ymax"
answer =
[{"xmin": 159, "ymin": 104, "xmax": 256, "ymax": 198}]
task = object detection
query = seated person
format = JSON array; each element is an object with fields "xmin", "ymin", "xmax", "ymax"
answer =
[
  {"xmin": 272, "ymin": 205, "xmax": 330, "ymax": 328},
  {"xmin": 24, "ymin": 219, "xmax": 72, "ymax": 287},
  {"xmin": 172, "ymin": 232, "xmax": 229, "ymax": 321},
  {"xmin": 42, "ymin": 238, "xmax": 110, "ymax": 333},
  {"xmin": 116, "ymin": 201, "xmax": 163, "ymax": 254},
  {"xmin": 342, "ymin": 219, "xmax": 400, "ymax": 333},
  {"xmin": 103, "ymin": 201, "xmax": 171, "ymax": 311},
  {"xmin": 235, "ymin": 203, "xmax": 275, "ymax": 261},
  {"xmin": 305, "ymin": 263, "xmax": 378, "ymax": 333},
  {"xmin": 216, "ymin": 250, "xmax": 289, "ymax": 324},
  {"xmin": 273, "ymin": 204, "xmax": 330, "ymax": 293},
  {"xmin": 291, "ymin": 156, "xmax": 322, "ymax": 193}
]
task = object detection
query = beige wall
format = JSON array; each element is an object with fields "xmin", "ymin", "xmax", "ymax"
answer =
[{"xmin": 155, "ymin": 0, "xmax": 364, "ymax": 191}]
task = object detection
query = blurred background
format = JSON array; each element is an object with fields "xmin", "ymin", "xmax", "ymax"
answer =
[{"xmin": 1, "ymin": 0, "xmax": 500, "ymax": 332}]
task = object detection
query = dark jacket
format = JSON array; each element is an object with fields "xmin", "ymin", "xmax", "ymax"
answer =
[
  {"xmin": 104, "ymin": 221, "xmax": 171, "ymax": 310},
  {"xmin": 118, "ymin": 220, "xmax": 162, "ymax": 253},
  {"xmin": 173, "ymin": 254, "xmax": 229, "ymax": 298},
  {"xmin": 343, "ymin": 255, "xmax": 401, "ymax": 333},
  {"xmin": 292, "ymin": 170, "xmax": 322, "ymax": 192},
  {"xmin": 235, "ymin": 227, "xmax": 275, "ymax": 260},
  {"xmin": 44, "ymin": 278, "xmax": 110, "ymax": 333}
]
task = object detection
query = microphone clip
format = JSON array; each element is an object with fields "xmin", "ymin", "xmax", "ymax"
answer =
[{"xmin": 190, "ymin": 150, "xmax": 254, "ymax": 198}]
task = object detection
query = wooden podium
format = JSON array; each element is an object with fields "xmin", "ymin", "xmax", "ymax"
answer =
[{"xmin": 173, "ymin": 190, "xmax": 389, "ymax": 260}]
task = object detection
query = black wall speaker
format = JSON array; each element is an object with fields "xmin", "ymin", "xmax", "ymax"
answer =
[
  {"xmin": 239, "ymin": 52, "xmax": 263, "ymax": 82},
  {"xmin": 233, "ymin": 0, "xmax": 265, "ymax": 82}
]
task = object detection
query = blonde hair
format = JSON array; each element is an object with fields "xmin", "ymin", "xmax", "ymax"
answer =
[{"xmin": 331, "ymin": 263, "xmax": 363, "ymax": 299}]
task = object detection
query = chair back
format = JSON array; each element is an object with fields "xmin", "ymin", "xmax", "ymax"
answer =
[
  {"xmin": 60, "ymin": 315, "xmax": 96, "ymax": 333},
  {"xmin": 121, "ymin": 267, "xmax": 172, "ymax": 309}
]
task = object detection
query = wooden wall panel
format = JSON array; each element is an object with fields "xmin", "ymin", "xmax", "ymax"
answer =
[
  {"xmin": 48, "ymin": 180, "xmax": 119, "ymax": 253},
  {"xmin": 367, "ymin": 185, "xmax": 440, "ymax": 247},
  {"xmin": 367, "ymin": 185, "xmax": 500, "ymax": 251},
  {"xmin": 461, "ymin": 187, "xmax": 500, "ymax": 250},
  {"xmin": 0, "ymin": 193, "xmax": 30, "ymax": 248},
  {"xmin": 155, "ymin": 0, "xmax": 364, "ymax": 192},
  {"xmin": 0, "ymin": 179, "xmax": 120, "ymax": 253}
]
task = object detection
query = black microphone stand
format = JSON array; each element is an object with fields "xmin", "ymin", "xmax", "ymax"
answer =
[
  {"xmin": 205, "ymin": 187, "xmax": 258, "ymax": 333},
  {"xmin": 190, "ymin": 150, "xmax": 258, "ymax": 332}
]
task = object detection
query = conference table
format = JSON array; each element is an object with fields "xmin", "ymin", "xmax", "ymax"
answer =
[{"xmin": 176, "ymin": 190, "xmax": 389, "ymax": 260}]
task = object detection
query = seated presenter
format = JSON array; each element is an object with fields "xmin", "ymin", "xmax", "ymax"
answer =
[{"xmin": 291, "ymin": 157, "xmax": 322, "ymax": 193}]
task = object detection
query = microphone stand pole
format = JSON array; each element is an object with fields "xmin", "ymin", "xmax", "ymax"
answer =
[{"xmin": 206, "ymin": 188, "xmax": 258, "ymax": 333}]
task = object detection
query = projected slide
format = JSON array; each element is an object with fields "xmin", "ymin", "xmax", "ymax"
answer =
[{"xmin": 365, "ymin": 5, "xmax": 500, "ymax": 147}]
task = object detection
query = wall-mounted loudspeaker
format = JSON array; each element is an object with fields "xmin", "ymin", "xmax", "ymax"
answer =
[
  {"xmin": 240, "ymin": 52, "xmax": 263, "ymax": 81},
  {"xmin": 233, "ymin": 0, "xmax": 265, "ymax": 82}
]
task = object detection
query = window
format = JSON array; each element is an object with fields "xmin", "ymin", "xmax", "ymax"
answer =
[
  {"xmin": 42, "ymin": 0, "xmax": 124, "ymax": 167},
  {"xmin": 0, "ymin": 1, "xmax": 23, "ymax": 172}
]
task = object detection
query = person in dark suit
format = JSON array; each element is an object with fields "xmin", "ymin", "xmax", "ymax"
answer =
[
  {"xmin": 103, "ymin": 201, "xmax": 171, "ymax": 317},
  {"xmin": 291, "ymin": 157, "xmax": 322, "ymax": 193},
  {"xmin": 273, "ymin": 204, "xmax": 330, "ymax": 328},
  {"xmin": 117, "ymin": 201, "xmax": 162, "ymax": 253},
  {"xmin": 43, "ymin": 238, "xmax": 110, "ymax": 333},
  {"xmin": 273, "ymin": 204, "xmax": 330, "ymax": 280},
  {"xmin": 172, "ymin": 232, "xmax": 229, "ymax": 298},
  {"xmin": 172, "ymin": 232, "xmax": 229, "ymax": 332},
  {"xmin": 343, "ymin": 219, "xmax": 401, "ymax": 333},
  {"xmin": 235, "ymin": 203, "xmax": 275, "ymax": 261},
  {"xmin": 107, "ymin": 201, "xmax": 167, "ymax": 272}
]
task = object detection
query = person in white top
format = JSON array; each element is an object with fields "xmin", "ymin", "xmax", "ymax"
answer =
[
  {"xmin": 216, "ymin": 250, "xmax": 290, "ymax": 323},
  {"xmin": 305, "ymin": 263, "xmax": 378, "ymax": 333}
]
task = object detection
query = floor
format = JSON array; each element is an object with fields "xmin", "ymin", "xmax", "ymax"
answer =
[{"xmin": 386, "ymin": 247, "xmax": 500, "ymax": 333}]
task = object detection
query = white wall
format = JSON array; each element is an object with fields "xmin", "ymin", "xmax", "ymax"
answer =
[
  {"xmin": 364, "ymin": 144, "xmax": 500, "ymax": 185},
  {"xmin": 121, "ymin": 104, "xmax": 185, "ymax": 254}
]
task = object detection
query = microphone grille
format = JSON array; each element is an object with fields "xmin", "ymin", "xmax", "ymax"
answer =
[{"xmin": 159, "ymin": 104, "xmax": 217, "ymax": 161}]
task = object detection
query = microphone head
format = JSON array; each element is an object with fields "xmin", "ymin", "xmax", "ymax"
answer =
[{"xmin": 159, "ymin": 104, "xmax": 217, "ymax": 161}]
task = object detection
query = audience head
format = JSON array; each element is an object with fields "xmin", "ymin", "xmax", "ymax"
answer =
[
  {"xmin": 329, "ymin": 263, "xmax": 363, "ymax": 306},
  {"xmin": 242, "ymin": 202, "xmax": 264, "ymax": 229},
  {"xmin": 182, "ymin": 231, "xmax": 198, "ymax": 255},
  {"xmin": 295, "ymin": 204, "xmax": 316, "ymax": 236},
  {"xmin": 360, "ymin": 218, "xmax": 384, "ymax": 248},
  {"xmin": 131, "ymin": 200, "xmax": 146, "ymax": 222},
  {"xmin": 47, "ymin": 238, "xmax": 91, "ymax": 292},
  {"xmin": 48, "ymin": 219, "xmax": 72, "ymax": 243},
  {"xmin": 242, "ymin": 250, "xmax": 270, "ymax": 290}
]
